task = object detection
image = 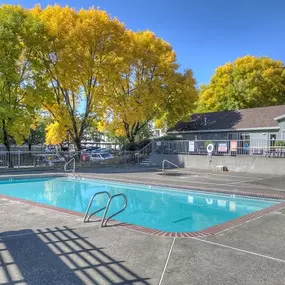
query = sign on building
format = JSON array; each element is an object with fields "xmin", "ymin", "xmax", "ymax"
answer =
[
  {"xmin": 218, "ymin": 143, "xmax": 228, "ymax": 152},
  {"xmin": 189, "ymin": 141, "xmax": 195, "ymax": 152},
  {"xmin": 230, "ymin": 140, "xmax": 237, "ymax": 151}
]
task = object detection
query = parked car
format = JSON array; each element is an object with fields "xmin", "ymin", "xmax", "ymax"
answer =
[
  {"xmin": 90, "ymin": 153, "xmax": 113, "ymax": 161},
  {"xmin": 91, "ymin": 148, "xmax": 109, "ymax": 153},
  {"xmin": 80, "ymin": 151, "xmax": 91, "ymax": 162},
  {"xmin": 81, "ymin": 147, "xmax": 101, "ymax": 161},
  {"xmin": 86, "ymin": 147, "xmax": 101, "ymax": 152},
  {"xmin": 107, "ymin": 148, "xmax": 119, "ymax": 155},
  {"xmin": 34, "ymin": 154, "xmax": 65, "ymax": 167}
]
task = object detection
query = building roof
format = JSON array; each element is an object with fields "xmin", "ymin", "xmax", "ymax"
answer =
[{"xmin": 168, "ymin": 105, "xmax": 285, "ymax": 133}]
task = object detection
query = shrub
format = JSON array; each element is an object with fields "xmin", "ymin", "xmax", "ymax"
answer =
[
  {"xmin": 274, "ymin": 141, "xmax": 285, "ymax": 147},
  {"xmin": 204, "ymin": 140, "xmax": 213, "ymax": 147},
  {"xmin": 122, "ymin": 139, "xmax": 151, "ymax": 151}
]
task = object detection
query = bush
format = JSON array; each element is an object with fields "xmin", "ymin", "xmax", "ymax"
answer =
[
  {"xmin": 274, "ymin": 141, "xmax": 285, "ymax": 147},
  {"xmin": 137, "ymin": 139, "xmax": 151, "ymax": 149},
  {"xmin": 122, "ymin": 139, "xmax": 151, "ymax": 151},
  {"xmin": 122, "ymin": 136, "xmax": 183, "ymax": 151},
  {"xmin": 204, "ymin": 140, "xmax": 214, "ymax": 147}
]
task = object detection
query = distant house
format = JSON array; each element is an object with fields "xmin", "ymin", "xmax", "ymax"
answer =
[
  {"xmin": 167, "ymin": 105, "xmax": 285, "ymax": 143},
  {"xmin": 148, "ymin": 122, "xmax": 165, "ymax": 139}
]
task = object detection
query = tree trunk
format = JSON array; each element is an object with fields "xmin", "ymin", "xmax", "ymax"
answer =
[
  {"xmin": 2, "ymin": 120, "xmax": 13, "ymax": 168},
  {"xmin": 128, "ymin": 135, "xmax": 135, "ymax": 144},
  {"xmin": 125, "ymin": 121, "xmax": 145, "ymax": 144},
  {"xmin": 124, "ymin": 122, "xmax": 136, "ymax": 144},
  {"xmin": 28, "ymin": 130, "xmax": 33, "ymax": 151},
  {"xmin": 74, "ymin": 136, "xmax": 81, "ymax": 151},
  {"xmin": 73, "ymin": 136, "xmax": 81, "ymax": 162},
  {"xmin": 27, "ymin": 132, "xmax": 33, "ymax": 165}
]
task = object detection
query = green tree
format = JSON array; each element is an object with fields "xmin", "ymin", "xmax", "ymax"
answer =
[
  {"xmin": 0, "ymin": 5, "xmax": 44, "ymax": 163},
  {"xmin": 197, "ymin": 55, "xmax": 285, "ymax": 112},
  {"xmin": 25, "ymin": 121, "xmax": 46, "ymax": 150}
]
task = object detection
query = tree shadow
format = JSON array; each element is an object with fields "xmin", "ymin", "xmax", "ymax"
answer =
[{"xmin": 0, "ymin": 226, "xmax": 151, "ymax": 284}]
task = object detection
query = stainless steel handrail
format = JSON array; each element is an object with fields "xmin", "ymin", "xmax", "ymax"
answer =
[
  {"xmin": 83, "ymin": 191, "xmax": 111, "ymax": 223},
  {"xmin": 162, "ymin": 159, "xmax": 179, "ymax": 175},
  {"xmin": 64, "ymin": 157, "xmax": 75, "ymax": 173},
  {"xmin": 100, "ymin": 193, "xmax": 128, "ymax": 227}
]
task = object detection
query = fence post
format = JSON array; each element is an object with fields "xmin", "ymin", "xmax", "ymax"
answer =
[{"xmin": 18, "ymin": 150, "xmax": 20, "ymax": 169}]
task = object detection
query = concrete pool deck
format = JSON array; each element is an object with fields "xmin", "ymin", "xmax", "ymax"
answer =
[{"xmin": 1, "ymin": 167, "xmax": 285, "ymax": 284}]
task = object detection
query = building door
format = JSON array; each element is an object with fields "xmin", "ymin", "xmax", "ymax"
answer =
[
  {"xmin": 270, "ymin": 134, "xmax": 276, "ymax": 141},
  {"xmin": 240, "ymin": 133, "xmax": 250, "ymax": 154},
  {"xmin": 270, "ymin": 134, "xmax": 277, "ymax": 154},
  {"xmin": 270, "ymin": 134, "xmax": 276, "ymax": 146}
]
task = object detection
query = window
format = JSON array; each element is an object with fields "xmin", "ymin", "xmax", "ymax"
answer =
[
  {"xmin": 240, "ymin": 133, "xmax": 251, "ymax": 154},
  {"xmin": 228, "ymin": 133, "xmax": 238, "ymax": 140},
  {"xmin": 102, "ymin": 153, "xmax": 111, "ymax": 158},
  {"xmin": 240, "ymin": 133, "xmax": 250, "ymax": 141},
  {"xmin": 155, "ymin": 130, "xmax": 161, "ymax": 137}
]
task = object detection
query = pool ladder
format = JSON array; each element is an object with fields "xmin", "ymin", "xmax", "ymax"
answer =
[
  {"xmin": 83, "ymin": 191, "xmax": 128, "ymax": 227},
  {"xmin": 64, "ymin": 157, "xmax": 80, "ymax": 179},
  {"xmin": 162, "ymin": 159, "xmax": 179, "ymax": 176}
]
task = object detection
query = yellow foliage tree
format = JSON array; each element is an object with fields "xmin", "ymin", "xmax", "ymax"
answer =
[
  {"xmin": 30, "ymin": 5, "xmax": 126, "ymax": 149},
  {"xmin": 100, "ymin": 31, "xmax": 197, "ymax": 142},
  {"xmin": 0, "ymin": 4, "xmax": 198, "ymax": 149},
  {"xmin": 197, "ymin": 56, "xmax": 285, "ymax": 112},
  {"xmin": 45, "ymin": 122, "xmax": 68, "ymax": 145}
]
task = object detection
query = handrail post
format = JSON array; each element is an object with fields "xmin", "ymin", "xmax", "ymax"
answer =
[
  {"xmin": 83, "ymin": 191, "xmax": 111, "ymax": 223},
  {"xmin": 100, "ymin": 193, "xmax": 128, "ymax": 227},
  {"xmin": 83, "ymin": 192, "xmax": 128, "ymax": 227},
  {"xmin": 64, "ymin": 157, "xmax": 75, "ymax": 173},
  {"xmin": 162, "ymin": 159, "xmax": 179, "ymax": 176}
]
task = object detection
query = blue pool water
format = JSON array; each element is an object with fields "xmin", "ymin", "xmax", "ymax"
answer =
[{"xmin": 0, "ymin": 177, "xmax": 279, "ymax": 232}]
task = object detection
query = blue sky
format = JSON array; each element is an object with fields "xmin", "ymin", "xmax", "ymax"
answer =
[{"xmin": 2, "ymin": 0, "xmax": 285, "ymax": 85}]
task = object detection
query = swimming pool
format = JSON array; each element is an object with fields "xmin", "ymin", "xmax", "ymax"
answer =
[{"xmin": 0, "ymin": 177, "xmax": 280, "ymax": 233}]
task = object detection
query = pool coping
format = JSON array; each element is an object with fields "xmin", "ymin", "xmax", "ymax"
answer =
[
  {"xmin": 0, "ymin": 173, "xmax": 285, "ymax": 238},
  {"xmin": 2, "ymin": 172, "xmax": 285, "ymax": 200},
  {"xmin": 75, "ymin": 173, "xmax": 285, "ymax": 201}
]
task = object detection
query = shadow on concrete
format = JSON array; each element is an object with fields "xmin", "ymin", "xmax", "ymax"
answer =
[{"xmin": 0, "ymin": 226, "xmax": 150, "ymax": 284}]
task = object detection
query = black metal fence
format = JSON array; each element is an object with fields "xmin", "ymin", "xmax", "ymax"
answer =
[
  {"xmin": 152, "ymin": 139, "xmax": 285, "ymax": 158},
  {"xmin": 0, "ymin": 150, "xmax": 141, "ymax": 172}
]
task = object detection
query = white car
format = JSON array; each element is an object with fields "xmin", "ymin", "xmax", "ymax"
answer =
[{"xmin": 90, "ymin": 153, "xmax": 113, "ymax": 161}]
